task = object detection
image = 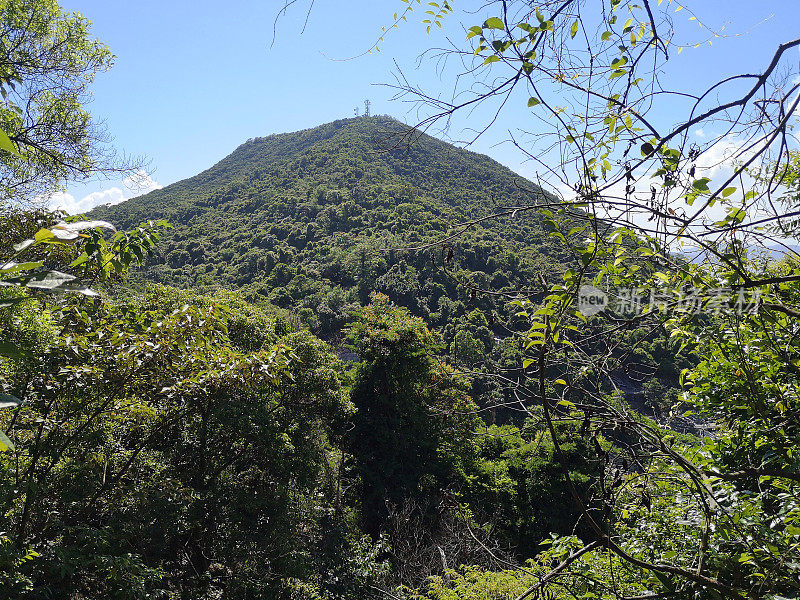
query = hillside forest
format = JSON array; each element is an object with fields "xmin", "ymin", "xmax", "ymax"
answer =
[{"xmin": 1, "ymin": 1, "xmax": 800, "ymax": 600}]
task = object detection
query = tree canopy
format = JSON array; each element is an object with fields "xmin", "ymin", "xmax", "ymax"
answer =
[
  {"xmin": 0, "ymin": 0, "xmax": 133, "ymax": 205},
  {"xmin": 2, "ymin": 1, "xmax": 800, "ymax": 598},
  {"xmin": 361, "ymin": 1, "xmax": 800, "ymax": 598}
]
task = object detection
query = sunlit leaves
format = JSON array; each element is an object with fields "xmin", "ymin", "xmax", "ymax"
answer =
[
  {"xmin": 484, "ymin": 17, "xmax": 504, "ymax": 30},
  {"xmin": 0, "ymin": 1, "xmax": 116, "ymax": 203},
  {"xmin": 0, "ymin": 219, "xmax": 167, "ymax": 300},
  {"xmin": 466, "ymin": 25, "xmax": 483, "ymax": 39},
  {"xmin": 50, "ymin": 220, "xmax": 115, "ymax": 241},
  {"xmin": 713, "ymin": 207, "xmax": 746, "ymax": 228},
  {"xmin": 0, "ymin": 394, "xmax": 18, "ymax": 453},
  {"xmin": 0, "ymin": 127, "xmax": 19, "ymax": 157},
  {"xmin": 0, "ymin": 429, "xmax": 14, "ymax": 452}
]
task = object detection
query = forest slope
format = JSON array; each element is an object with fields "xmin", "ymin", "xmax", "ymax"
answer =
[{"xmin": 93, "ymin": 116, "xmax": 564, "ymax": 339}]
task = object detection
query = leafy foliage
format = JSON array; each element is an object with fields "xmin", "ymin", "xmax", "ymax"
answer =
[
  {"xmin": 0, "ymin": 281, "xmax": 387, "ymax": 598},
  {"xmin": 0, "ymin": 0, "xmax": 123, "ymax": 203},
  {"xmin": 346, "ymin": 294, "xmax": 481, "ymax": 535},
  {"xmin": 92, "ymin": 117, "xmax": 561, "ymax": 340}
]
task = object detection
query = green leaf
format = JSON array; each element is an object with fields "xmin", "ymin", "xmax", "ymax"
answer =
[
  {"xmin": 483, "ymin": 55, "xmax": 500, "ymax": 65},
  {"xmin": 33, "ymin": 229, "xmax": 54, "ymax": 243},
  {"xmin": 527, "ymin": 96, "xmax": 540, "ymax": 107},
  {"xmin": 570, "ymin": 20, "xmax": 579, "ymax": 38},
  {"xmin": 483, "ymin": 17, "xmax": 504, "ymax": 30},
  {"xmin": 727, "ymin": 207, "xmax": 746, "ymax": 224},
  {"xmin": 466, "ymin": 25, "xmax": 483, "ymax": 39},
  {"xmin": 0, "ymin": 261, "xmax": 43, "ymax": 277},
  {"xmin": 601, "ymin": 31, "xmax": 612, "ymax": 41},
  {"xmin": 738, "ymin": 552, "xmax": 754, "ymax": 563},
  {"xmin": 69, "ymin": 253, "xmax": 90, "ymax": 267},
  {"xmin": 0, "ymin": 127, "xmax": 19, "ymax": 157},
  {"xmin": 652, "ymin": 571, "xmax": 676, "ymax": 592},
  {"xmin": 0, "ymin": 429, "xmax": 14, "ymax": 452}
]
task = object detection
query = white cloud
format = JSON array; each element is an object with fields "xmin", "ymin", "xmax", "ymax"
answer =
[
  {"xmin": 693, "ymin": 134, "xmax": 770, "ymax": 181},
  {"xmin": 123, "ymin": 170, "xmax": 162, "ymax": 195},
  {"xmin": 49, "ymin": 188, "xmax": 125, "ymax": 214},
  {"xmin": 695, "ymin": 128, "xmax": 705, "ymax": 138},
  {"xmin": 48, "ymin": 171, "xmax": 161, "ymax": 215}
]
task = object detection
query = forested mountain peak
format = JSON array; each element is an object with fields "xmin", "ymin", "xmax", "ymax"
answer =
[
  {"xmin": 8, "ymin": 1, "xmax": 800, "ymax": 596},
  {"xmin": 92, "ymin": 116, "xmax": 561, "ymax": 339},
  {"xmin": 97, "ymin": 115, "xmax": 543, "ymax": 224}
]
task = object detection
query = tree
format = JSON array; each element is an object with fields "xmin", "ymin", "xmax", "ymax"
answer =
[
  {"xmin": 346, "ymin": 294, "xmax": 480, "ymax": 536},
  {"xmin": 0, "ymin": 278, "xmax": 386, "ymax": 598},
  {"xmin": 304, "ymin": 1, "xmax": 800, "ymax": 597},
  {"xmin": 0, "ymin": 0, "xmax": 133, "ymax": 205}
]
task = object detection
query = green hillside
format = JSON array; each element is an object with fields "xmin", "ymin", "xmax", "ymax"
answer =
[
  {"xmin": 95, "ymin": 117, "xmax": 565, "ymax": 335},
  {"xmin": 93, "ymin": 116, "xmax": 687, "ymax": 414}
]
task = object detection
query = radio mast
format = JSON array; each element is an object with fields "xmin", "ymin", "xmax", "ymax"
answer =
[{"xmin": 364, "ymin": 99, "xmax": 371, "ymax": 118}]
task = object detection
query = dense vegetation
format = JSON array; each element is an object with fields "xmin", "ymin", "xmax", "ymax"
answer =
[
  {"xmin": 93, "ymin": 117, "xmax": 689, "ymax": 419},
  {"xmin": 1, "ymin": 0, "xmax": 799, "ymax": 599},
  {"xmin": 94, "ymin": 116, "xmax": 561, "ymax": 335},
  {"xmin": 0, "ymin": 216, "xmax": 605, "ymax": 596}
]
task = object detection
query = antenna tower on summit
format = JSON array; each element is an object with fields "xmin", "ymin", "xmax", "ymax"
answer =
[
  {"xmin": 364, "ymin": 99, "xmax": 371, "ymax": 118},
  {"xmin": 354, "ymin": 106, "xmax": 359, "ymax": 117}
]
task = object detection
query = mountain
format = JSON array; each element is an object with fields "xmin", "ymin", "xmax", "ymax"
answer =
[
  {"xmin": 93, "ymin": 116, "xmax": 565, "ymax": 340},
  {"xmin": 92, "ymin": 116, "xmax": 693, "ymax": 419}
]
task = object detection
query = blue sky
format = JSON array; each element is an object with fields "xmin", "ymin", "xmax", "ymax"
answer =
[{"xmin": 51, "ymin": 0, "xmax": 800, "ymax": 213}]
